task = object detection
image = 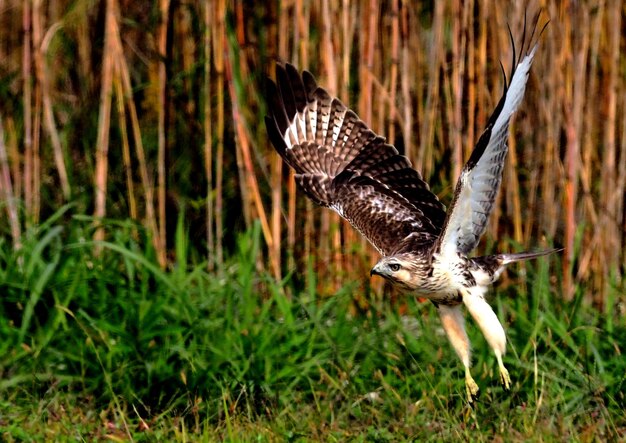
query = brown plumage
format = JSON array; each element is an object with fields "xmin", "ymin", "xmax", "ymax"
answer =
[{"xmin": 265, "ymin": 17, "xmax": 558, "ymax": 403}]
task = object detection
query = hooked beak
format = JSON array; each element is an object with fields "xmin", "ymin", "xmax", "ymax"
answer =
[{"xmin": 370, "ymin": 264, "xmax": 383, "ymax": 277}]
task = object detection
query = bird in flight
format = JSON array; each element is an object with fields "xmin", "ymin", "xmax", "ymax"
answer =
[{"xmin": 265, "ymin": 20, "xmax": 557, "ymax": 403}]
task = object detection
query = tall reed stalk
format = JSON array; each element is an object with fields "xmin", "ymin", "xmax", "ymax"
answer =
[{"xmin": 1, "ymin": 0, "xmax": 625, "ymax": 303}]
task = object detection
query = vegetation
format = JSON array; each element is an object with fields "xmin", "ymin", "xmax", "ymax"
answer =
[
  {"xmin": 0, "ymin": 214, "xmax": 625, "ymax": 441},
  {"xmin": 0, "ymin": 0, "xmax": 624, "ymax": 298},
  {"xmin": 1, "ymin": 0, "xmax": 625, "ymax": 440}
]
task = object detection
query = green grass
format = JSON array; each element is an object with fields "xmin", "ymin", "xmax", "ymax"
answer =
[{"xmin": 0, "ymin": 209, "xmax": 625, "ymax": 441}]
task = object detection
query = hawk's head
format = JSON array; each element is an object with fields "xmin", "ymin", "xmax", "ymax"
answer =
[{"xmin": 370, "ymin": 253, "xmax": 429, "ymax": 291}]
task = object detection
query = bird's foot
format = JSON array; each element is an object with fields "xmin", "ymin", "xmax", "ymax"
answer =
[
  {"xmin": 498, "ymin": 362, "xmax": 511, "ymax": 391},
  {"xmin": 465, "ymin": 372, "xmax": 480, "ymax": 404}
]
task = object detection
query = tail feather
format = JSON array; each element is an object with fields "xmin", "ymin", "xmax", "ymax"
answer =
[
  {"xmin": 498, "ymin": 248, "xmax": 563, "ymax": 265},
  {"xmin": 470, "ymin": 248, "xmax": 561, "ymax": 285}
]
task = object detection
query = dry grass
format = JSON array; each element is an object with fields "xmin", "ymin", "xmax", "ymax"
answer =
[{"xmin": 0, "ymin": 0, "xmax": 624, "ymax": 303}]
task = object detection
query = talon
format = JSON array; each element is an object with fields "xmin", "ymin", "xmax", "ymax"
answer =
[
  {"xmin": 499, "ymin": 365, "xmax": 511, "ymax": 390},
  {"xmin": 465, "ymin": 372, "xmax": 480, "ymax": 403},
  {"xmin": 495, "ymin": 353, "xmax": 511, "ymax": 391}
]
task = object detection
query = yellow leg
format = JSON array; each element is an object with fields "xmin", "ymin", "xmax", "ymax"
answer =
[
  {"xmin": 496, "ymin": 352, "xmax": 511, "ymax": 390},
  {"xmin": 437, "ymin": 305, "xmax": 479, "ymax": 403},
  {"xmin": 463, "ymin": 287, "xmax": 511, "ymax": 390},
  {"xmin": 465, "ymin": 366, "xmax": 480, "ymax": 403}
]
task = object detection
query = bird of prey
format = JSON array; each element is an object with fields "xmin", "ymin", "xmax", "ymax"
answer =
[{"xmin": 265, "ymin": 22, "xmax": 557, "ymax": 403}]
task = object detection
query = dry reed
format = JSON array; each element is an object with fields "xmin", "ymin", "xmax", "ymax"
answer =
[{"xmin": 0, "ymin": 0, "xmax": 624, "ymax": 305}]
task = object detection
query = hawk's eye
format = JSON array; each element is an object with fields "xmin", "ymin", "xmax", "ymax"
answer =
[{"xmin": 389, "ymin": 263, "xmax": 401, "ymax": 272}]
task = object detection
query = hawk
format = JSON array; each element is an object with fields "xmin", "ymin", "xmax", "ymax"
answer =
[{"xmin": 265, "ymin": 23, "xmax": 557, "ymax": 403}]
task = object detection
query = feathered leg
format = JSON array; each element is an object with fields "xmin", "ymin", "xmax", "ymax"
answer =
[
  {"xmin": 437, "ymin": 304, "xmax": 479, "ymax": 403},
  {"xmin": 462, "ymin": 287, "xmax": 511, "ymax": 390}
]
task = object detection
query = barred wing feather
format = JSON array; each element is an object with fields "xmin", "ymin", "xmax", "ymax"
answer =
[
  {"xmin": 265, "ymin": 63, "xmax": 446, "ymax": 256},
  {"xmin": 437, "ymin": 41, "xmax": 539, "ymax": 256}
]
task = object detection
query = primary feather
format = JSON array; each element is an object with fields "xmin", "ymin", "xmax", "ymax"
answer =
[{"xmin": 437, "ymin": 41, "xmax": 539, "ymax": 257}]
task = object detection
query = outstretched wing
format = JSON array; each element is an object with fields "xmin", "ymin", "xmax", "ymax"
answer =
[
  {"xmin": 437, "ymin": 27, "xmax": 540, "ymax": 256},
  {"xmin": 265, "ymin": 63, "xmax": 446, "ymax": 256}
]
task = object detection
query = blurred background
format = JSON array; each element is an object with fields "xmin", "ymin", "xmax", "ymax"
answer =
[{"xmin": 0, "ymin": 0, "xmax": 624, "ymax": 305}]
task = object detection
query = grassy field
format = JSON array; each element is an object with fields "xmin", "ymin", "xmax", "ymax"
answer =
[
  {"xmin": 1, "ymin": 1, "xmax": 626, "ymax": 441},
  {"xmin": 0, "ymin": 209, "xmax": 624, "ymax": 441}
]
